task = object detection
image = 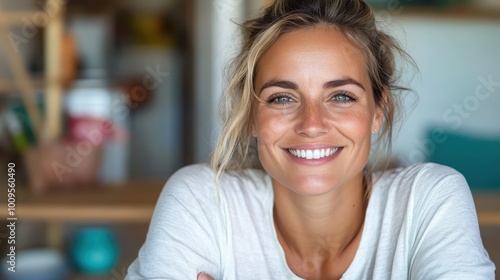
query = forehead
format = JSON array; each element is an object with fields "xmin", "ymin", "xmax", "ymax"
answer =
[{"xmin": 256, "ymin": 25, "xmax": 369, "ymax": 86}]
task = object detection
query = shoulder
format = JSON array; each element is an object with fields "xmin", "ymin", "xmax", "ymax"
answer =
[
  {"xmin": 160, "ymin": 163, "xmax": 271, "ymax": 206},
  {"xmin": 377, "ymin": 162, "xmax": 468, "ymax": 194},
  {"xmin": 165, "ymin": 163, "xmax": 269, "ymax": 190},
  {"xmin": 166, "ymin": 163, "xmax": 215, "ymax": 185},
  {"xmin": 158, "ymin": 164, "xmax": 215, "ymax": 203},
  {"xmin": 379, "ymin": 162, "xmax": 464, "ymax": 182},
  {"xmin": 375, "ymin": 166, "xmax": 494, "ymax": 278},
  {"xmin": 375, "ymin": 163, "xmax": 476, "ymax": 226},
  {"xmin": 372, "ymin": 162, "xmax": 472, "ymax": 216}
]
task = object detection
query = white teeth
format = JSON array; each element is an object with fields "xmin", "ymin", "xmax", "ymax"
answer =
[
  {"xmin": 306, "ymin": 150, "xmax": 313, "ymax": 159},
  {"xmin": 313, "ymin": 150, "xmax": 321, "ymax": 159},
  {"xmin": 288, "ymin": 148, "xmax": 339, "ymax": 159}
]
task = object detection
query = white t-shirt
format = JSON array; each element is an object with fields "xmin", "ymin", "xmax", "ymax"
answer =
[{"xmin": 126, "ymin": 163, "xmax": 495, "ymax": 279}]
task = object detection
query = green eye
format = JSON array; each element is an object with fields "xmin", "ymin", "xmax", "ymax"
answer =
[
  {"xmin": 336, "ymin": 95, "xmax": 350, "ymax": 102},
  {"xmin": 274, "ymin": 96, "xmax": 293, "ymax": 103},
  {"xmin": 268, "ymin": 94, "xmax": 295, "ymax": 105},
  {"xmin": 332, "ymin": 92, "xmax": 357, "ymax": 103}
]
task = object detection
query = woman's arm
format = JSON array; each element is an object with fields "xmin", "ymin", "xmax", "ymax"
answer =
[
  {"xmin": 410, "ymin": 167, "xmax": 495, "ymax": 279},
  {"xmin": 125, "ymin": 166, "xmax": 223, "ymax": 280}
]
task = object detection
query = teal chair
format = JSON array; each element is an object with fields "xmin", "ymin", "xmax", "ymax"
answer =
[{"xmin": 426, "ymin": 129, "xmax": 500, "ymax": 191}]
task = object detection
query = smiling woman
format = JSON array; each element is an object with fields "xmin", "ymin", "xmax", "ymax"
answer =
[{"xmin": 125, "ymin": 0, "xmax": 495, "ymax": 279}]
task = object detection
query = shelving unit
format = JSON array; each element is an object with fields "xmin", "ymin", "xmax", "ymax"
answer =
[
  {"xmin": 0, "ymin": 2, "xmax": 191, "ymax": 278},
  {"xmin": 0, "ymin": 0, "xmax": 65, "ymax": 142}
]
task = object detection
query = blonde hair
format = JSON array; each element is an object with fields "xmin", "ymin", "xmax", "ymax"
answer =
[{"xmin": 211, "ymin": 0, "xmax": 412, "ymax": 185}]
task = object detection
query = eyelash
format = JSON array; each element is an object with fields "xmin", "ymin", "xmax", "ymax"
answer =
[{"xmin": 266, "ymin": 91, "xmax": 358, "ymax": 105}]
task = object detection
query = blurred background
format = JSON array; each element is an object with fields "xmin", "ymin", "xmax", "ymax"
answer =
[{"xmin": 0, "ymin": 0, "xmax": 498, "ymax": 279}]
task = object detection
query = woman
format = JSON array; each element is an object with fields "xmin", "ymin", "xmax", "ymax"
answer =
[{"xmin": 126, "ymin": 0, "xmax": 495, "ymax": 279}]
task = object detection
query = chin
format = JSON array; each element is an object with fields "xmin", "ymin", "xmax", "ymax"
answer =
[{"xmin": 283, "ymin": 175, "xmax": 343, "ymax": 196}]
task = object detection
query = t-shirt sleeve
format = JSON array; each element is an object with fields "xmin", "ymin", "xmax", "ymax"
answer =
[
  {"xmin": 125, "ymin": 165, "xmax": 223, "ymax": 280},
  {"xmin": 409, "ymin": 165, "xmax": 495, "ymax": 279}
]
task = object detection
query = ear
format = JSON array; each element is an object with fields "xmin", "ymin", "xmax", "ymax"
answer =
[
  {"xmin": 372, "ymin": 88, "xmax": 388, "ymax": 134},
  {"xmin": 252, "ymin": 127, "xmax": 258, "ymax": 137},
  {"xmin": 251, "ymin": 121, "xmax": 258, "ymax": 137}
]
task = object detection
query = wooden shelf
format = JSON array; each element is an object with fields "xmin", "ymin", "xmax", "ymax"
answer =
[
  {"xmin": 473, "ymin": 193, "xmax": 500, "ymax": 227},
  {"xmin": 1, "ymin": 182, "xmax": 498, "ymax": 226},
  {"xmin": 0, "ymin": 181, "xmax": 164, "ymax": 222},
  {"xmin": 0, "ymin": 78, "xmax": 46, "ymax": 94},
  {"xmin": 0, "ymin": 11, "xmax": 43, "ymax": 26}
]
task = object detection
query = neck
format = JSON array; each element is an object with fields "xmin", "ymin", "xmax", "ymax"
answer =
[{"xmin": 272, "ymin": 174, "xmax": 367, "ymax": 260}]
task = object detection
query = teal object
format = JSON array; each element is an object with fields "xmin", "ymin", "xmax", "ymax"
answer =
[
  {"xmin": 9, "ymin": 98, "xmax": 45, "ymax": 145},
  {"xmin": 70, "ymin": 227, "xmax": 119, "ymax": 274},
  {"xmin": 426, "ymin": 129, "xmax": 500, "ymax": 190}
]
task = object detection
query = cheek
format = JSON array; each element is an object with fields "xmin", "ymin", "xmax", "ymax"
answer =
[
  {"xmin": 333, "ymin": 109, "xmax": 374, "ymax": 141},
  {"xmin": 254, "ymin": 110, "xmax": 292, "ymax": 144},
  {"xmin": 254, "ymin": 110, "xmax": 290, "ymax": 176}
]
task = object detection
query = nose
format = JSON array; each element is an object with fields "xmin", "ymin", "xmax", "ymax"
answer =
[{"xmin": 295, "ymin": 102, "xmax": 329, "ymax": 138}]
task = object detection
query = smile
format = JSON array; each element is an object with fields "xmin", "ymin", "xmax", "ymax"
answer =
[{"xmin": 288, "ymin": 148, "xmax": 339, "ymax": 160}]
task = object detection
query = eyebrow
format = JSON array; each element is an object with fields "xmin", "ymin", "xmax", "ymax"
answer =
[
  {"xmin": 324, "ymin": 78, "xmax": 365, "ymax": 91},
  {"xmin": 259, "ymin": 80, "xmax": 298, "ymax": 93},
  {"xmin": 259, "ymin": 78, "xmax": 365, "ymax": 93}
]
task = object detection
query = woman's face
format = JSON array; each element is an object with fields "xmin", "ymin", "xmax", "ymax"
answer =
[{"xmin": 253, "ymin": 25, "xmax": 383, "ymax": 196}]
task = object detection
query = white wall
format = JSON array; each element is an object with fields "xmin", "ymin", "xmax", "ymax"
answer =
[
  {"xmin": 193, "ymin": 0, "xmax": 244, "ymax": 163},
  {"xmin": 387, "ymin": 17, "xmax": 500, "ymax": 165}
]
